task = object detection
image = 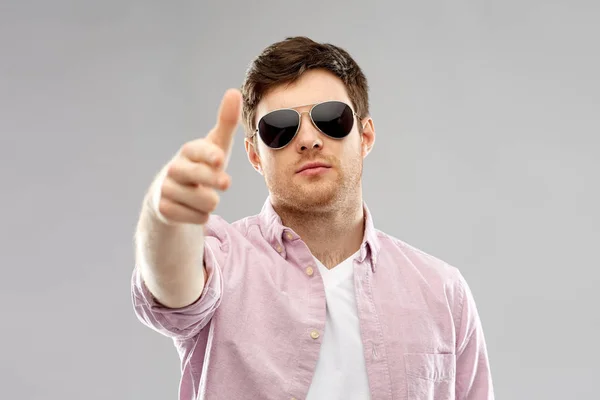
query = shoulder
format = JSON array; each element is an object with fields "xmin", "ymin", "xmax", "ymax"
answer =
[
  {"xmin": 374, "ymin": 229, "xmax": 464, "ymax": 288},
  {"xmin": 374, "ymin": 229, "xmax": 471, "ymax": 318},
  {"xmin": 202, "ymin": 212, "xmax": 265, "ymax": 247}
]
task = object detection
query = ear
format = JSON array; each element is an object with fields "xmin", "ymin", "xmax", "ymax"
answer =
[
  {"xmin": 359, "ymin": 117, "xmax": 376, "ymax": 158},
  {"xmin": 245, "ymin": 137, "xmax": 263, "ymax": 175}
]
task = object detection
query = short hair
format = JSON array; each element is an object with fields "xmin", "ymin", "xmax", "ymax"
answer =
[{"xmin": 241, "ymin": 36, "xmax": 370, "ymax": 139}]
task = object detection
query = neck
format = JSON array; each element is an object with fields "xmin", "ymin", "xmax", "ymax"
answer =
[{"xmin": 273, "ymin": 195, "xmax": 365, "ymax": 269}]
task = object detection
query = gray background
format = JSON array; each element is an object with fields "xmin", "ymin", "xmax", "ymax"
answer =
[{"xmin": 1, "ymin": 0, "xmax": 598, "ymax": 399}]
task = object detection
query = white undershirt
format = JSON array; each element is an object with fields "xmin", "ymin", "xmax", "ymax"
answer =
[{"xmin": 305, "ymin": 251, "xmax": 371, "ymax": 400}]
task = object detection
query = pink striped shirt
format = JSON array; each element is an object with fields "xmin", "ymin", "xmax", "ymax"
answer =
[{"xmin": 132, "ymin": 197, "xmax": 494, "ymax": 399}]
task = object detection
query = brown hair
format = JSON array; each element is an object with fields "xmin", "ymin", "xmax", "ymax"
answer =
[{"xmin": 240, "ymin": 36, "xmax": 370, "ymax": 140}]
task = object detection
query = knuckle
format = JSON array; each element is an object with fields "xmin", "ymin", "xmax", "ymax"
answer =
[
  {"xmin": 180, "ymin": 139, "xmax": 205, "ymax": 161},
  {"xmin": 166, "ymin": 157, "xmax": 186, "ymax": 178},
  {"xmin": 204, "ymin": 189, "xmax": 220, "ymax": 213},
  {"xmin": 166, "ymin": 161, "xmax": 178, "ymax": 177},
  {"xmin": 160, "ymin": 179, "xmax": 174, "ymax": 199},
  {"xmin": 180, "ymin": 140, "xmax": 198, "ymax": 154},
  {"xmin": 196, "ymin": 213, "xmax": 210, "ymax": 225},
  {"xmin": 220, "ymin": 172, "xmax": 231, "ymax": 188},
  {"xmin": 161, "ymin": 173, "xmax": 176, "ymax": 190},
  {"xmin": 157, "ymin": 198, "xmax": 173, "ymax": 218}
]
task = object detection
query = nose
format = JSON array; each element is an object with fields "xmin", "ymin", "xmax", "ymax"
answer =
[{"xmin": 294, "ymin": 111, "xmax": 323, "ymax": 152}]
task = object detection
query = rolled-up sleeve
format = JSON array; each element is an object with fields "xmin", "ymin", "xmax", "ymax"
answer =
[
  {"xmin": 454, "ymin": 272, "xmax": 495, "ymax": 399},
  {"xmin": 131, "ymin": 229, "xmax": 226, "ymax": 341}
]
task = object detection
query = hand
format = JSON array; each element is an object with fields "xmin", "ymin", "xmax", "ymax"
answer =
[{"xmin": 150, "ymin": 89, "xmax": 242, "ymax": 225}]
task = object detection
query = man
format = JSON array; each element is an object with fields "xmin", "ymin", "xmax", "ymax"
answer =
[{"xmin": 132, "ymin": 36, "xmax": 494, "ymax": 400}]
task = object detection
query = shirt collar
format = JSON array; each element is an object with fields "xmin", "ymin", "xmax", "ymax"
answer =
[{"xmin": 257, "ymin": 196, "xmax": 382, "ymax": 272}]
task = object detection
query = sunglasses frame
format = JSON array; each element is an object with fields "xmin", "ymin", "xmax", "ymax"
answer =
[{"xmin": 249, "ymin": 100, "xmax": 361, "ymax": 150}]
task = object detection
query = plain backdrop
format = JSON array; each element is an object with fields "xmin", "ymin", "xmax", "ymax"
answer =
[{"xmin": 1, "ymin": 1, "xmax": 598, "ymax": 399}]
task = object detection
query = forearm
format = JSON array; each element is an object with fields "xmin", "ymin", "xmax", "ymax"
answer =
[{"xmin": 135, "ymin": 194, "xmax": 207, "ymax": 309}]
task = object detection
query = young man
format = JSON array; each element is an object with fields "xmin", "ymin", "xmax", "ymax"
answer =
[{"xmin": 132, "ymin": 36, "xmax": 494, "ymax": 400}]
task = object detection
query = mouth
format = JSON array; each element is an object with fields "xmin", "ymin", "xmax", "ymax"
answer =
[{"xmin": 296, "ymin": 162, "xmax": 332, "ymax": 176}]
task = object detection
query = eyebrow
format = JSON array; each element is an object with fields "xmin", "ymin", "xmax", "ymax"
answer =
[{"xmin": 264, "ymin": 100, "xmax": 350, "ymax": 114}]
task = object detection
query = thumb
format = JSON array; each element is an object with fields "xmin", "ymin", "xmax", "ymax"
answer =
[{"xmin": 206, "ymin": 88, "xmax": 242, "ymax": 169}]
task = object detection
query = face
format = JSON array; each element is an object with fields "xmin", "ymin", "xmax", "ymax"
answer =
[{"xmin": 245, "ymin": 69, "xmax": 375, "ymax": 212}]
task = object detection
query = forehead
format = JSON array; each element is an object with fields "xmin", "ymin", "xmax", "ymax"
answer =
[{"xmin": 256, "ymin": 69, "xmax": 352, "ymax": 117}]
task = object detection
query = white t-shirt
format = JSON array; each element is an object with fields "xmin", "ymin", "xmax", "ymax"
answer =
[{"xmin": 305, "ymin": 251, "xmax": 372, "ymax": 400}]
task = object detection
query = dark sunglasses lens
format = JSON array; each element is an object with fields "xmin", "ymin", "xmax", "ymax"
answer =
[
  {"xmin": 258, "ymin": 109, "xmax": 299, "ymax": 148},
  {"xmin": 311, "ymin": 102, "xmax": 354, "ymax": 138}
]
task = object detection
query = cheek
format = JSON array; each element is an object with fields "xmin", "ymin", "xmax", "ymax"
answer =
[
  {"xmin": 261, "ymin": 153, "xmax": 287, "ymax": 178},
  {"xmin": 341, "ymin": 137, "xmax": 364, "ymax": 161}
]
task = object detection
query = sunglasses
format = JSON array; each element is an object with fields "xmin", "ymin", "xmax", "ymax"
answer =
[{"xmin": 250, "ymin": 100, "xmax": 360, "ymax": 149}]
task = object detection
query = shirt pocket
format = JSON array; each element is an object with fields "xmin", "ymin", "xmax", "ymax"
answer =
[{"xmin": 404, "ymin": 353, "xmax": 456, "ymax": 400}]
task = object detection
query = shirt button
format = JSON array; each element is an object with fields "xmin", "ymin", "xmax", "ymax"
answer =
[
  {"xmin": 305, "ymin": 266, "xmax": 314, "ymax": 276},
  {"xmin": 285, "ymin": 232, "xmax": 293, "ymax": 240},
  {"xmin": 276, "ymin": 244, "xmax": 283, "ymax": 253},
  {"xmin": 310, "ymin": 329, "xmax": 320, "ymax": 339}
]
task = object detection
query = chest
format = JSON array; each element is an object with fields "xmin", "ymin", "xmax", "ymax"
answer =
[
  {"xmin": 197, "ymin": 245, "xmax": 457, "ymax": 399},
  {"xmin": 213, "ymin": 243, "xmax": 455, "ymax": 358}
]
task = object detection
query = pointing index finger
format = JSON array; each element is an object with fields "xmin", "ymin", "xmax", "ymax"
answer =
[{"xmin": 206, "ymin": 88, "xmax": 242, "ymax": 165}]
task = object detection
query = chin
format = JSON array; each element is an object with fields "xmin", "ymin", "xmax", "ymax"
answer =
[
  {"xmin": 295, "ymin": 184, "xmax": 340, "ymax": 207},
  {"xmin": 268, "ymin": 172, "xmax": 346, "ymax": 209}
]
